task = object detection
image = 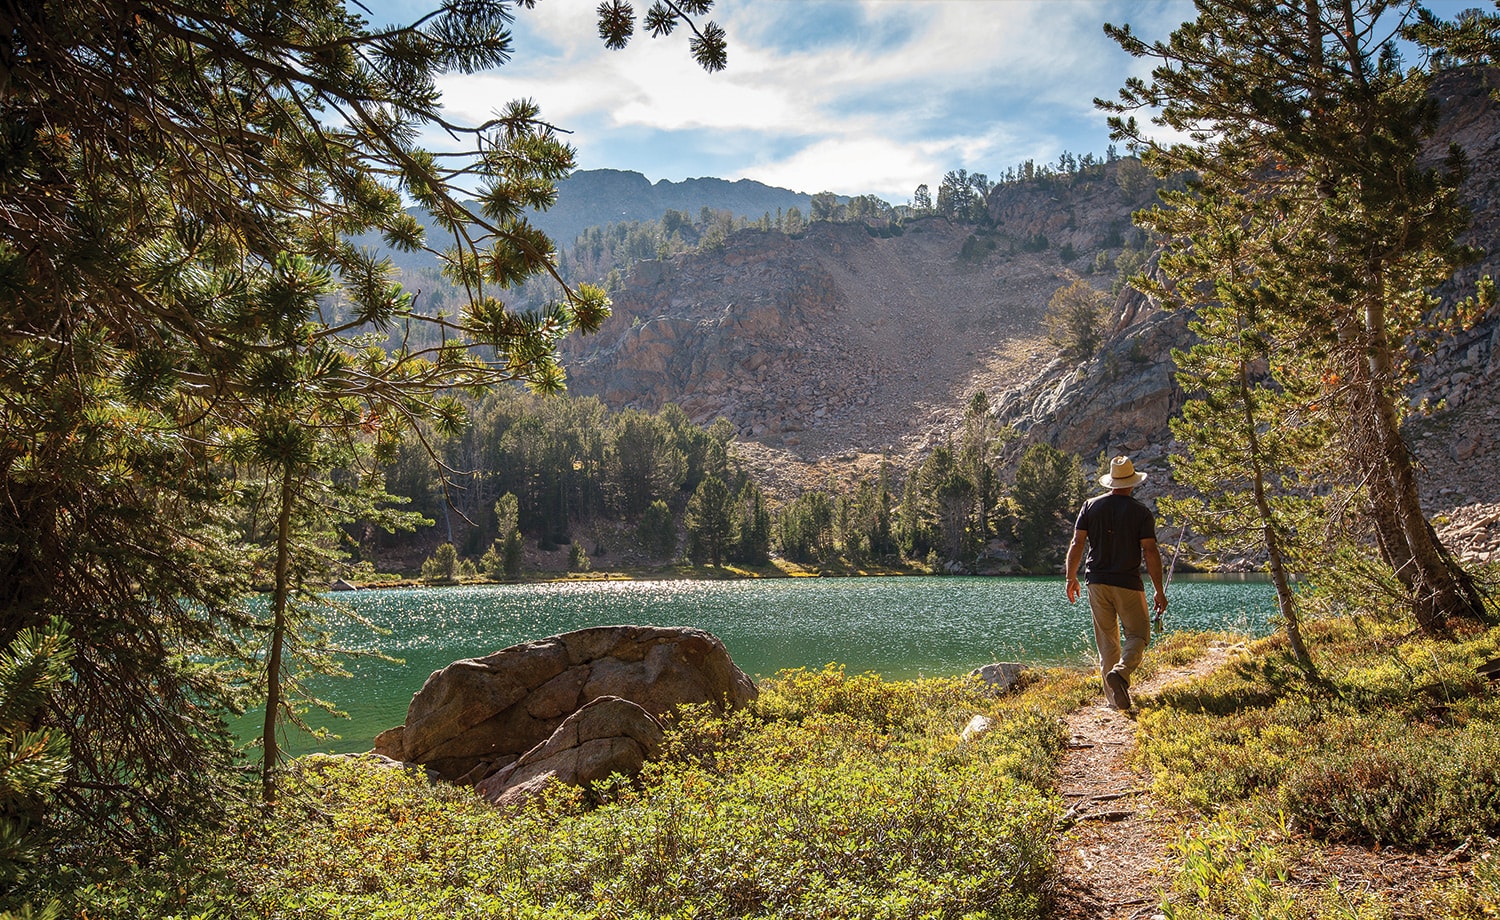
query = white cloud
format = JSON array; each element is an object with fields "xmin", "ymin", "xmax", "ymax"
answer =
[
  {"xmin": 421, "ymin": 0, "xmax": 1212, "ymax": 196},
  {"xmin": 738, "ymin": 135, "xmax": 942, "ymax": 199}
]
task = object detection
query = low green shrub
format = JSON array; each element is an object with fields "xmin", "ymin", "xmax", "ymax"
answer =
[
  {"xmin": 1430, "ymin": 851, "xmax": 1500, "ymax": 918},
  {"xmin": 210, "ymin": 666, "xmax": 1074, "ymax": 919},
  {"xmin": 1141, "ymin": 619, "xmax": 1500, "ymax": 841},
  {"xmin": 1161, "ymin": 815, "xmax": 1400, "ymax": 920}
]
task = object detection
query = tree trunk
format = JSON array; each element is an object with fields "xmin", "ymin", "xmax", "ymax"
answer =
[
  {"xmin": 1348, "ymin": 300, "xmax": 1485, "ymax": 633},
  {"xmin": 1237, "ymin": 332, "xmax": 1315, "ymax": 670},
  {"xmin": 261, "ymin": 466, "xmax": 296, "ymax": 804},
  {"xmin": 1263, "ymin": 522, "xmax": 1312, "ymax": 668}
]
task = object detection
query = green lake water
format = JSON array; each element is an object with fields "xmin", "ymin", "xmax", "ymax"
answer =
[{"xmin": 260, "ymin": 574, "xmax": 1273, "ymax": 755}]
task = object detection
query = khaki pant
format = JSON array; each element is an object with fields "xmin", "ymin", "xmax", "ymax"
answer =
[{"xmin": 1088, "ymin": 583, "xmax": 1151, "ymax": 683}]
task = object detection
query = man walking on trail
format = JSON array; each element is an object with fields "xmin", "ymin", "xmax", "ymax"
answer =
[{"xmin": 1065, "ymin": 456, "xmax": 1168, "ymax": 711}]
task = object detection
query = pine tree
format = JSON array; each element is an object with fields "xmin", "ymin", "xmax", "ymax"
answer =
[
  {"xmin": 638, "ymin": 500, "xmax": 679, "ymax": 559},
  {"xmin": 1043, "ymin": 277, "xmax": 1112, "ymax": 359},
  {"xmin": 0, "ymin": 621, "xmax": 71, "ymax": 887},
  {"xmin": 919, "ymin": 445, "xmax": 977, "ymax": 565},
  {"xmin": 731, "ymin": 481, "xmax": 772, "ymax": 566},
  {"xmin": 607, "ymin": 411, "xmax": 689, "ymax": 517},
  {"xmin": 834, "ymin": 474, "xmax": 898, "ymax": 566},
  {"xmin": 685, "ymin": 476, "xmax": 736, "ymax": 567},
  {"xmin": 1008, "ymin": 443, "xmax": 1085, "ymax": 572},
  {"xmin": 422, "ymin": 544, "xmax": 461, "ymax": 583},
  {"xmin": 1147, "ymin": 189, "xmax": 1331, "ymax": 668},
  {"xmin": 776, "ymin": 491, "xmax": 835, "ymax": 564},
  {"xmin": 482, "ymin": 494, "xmax": 525, "ymax": 579},
  {"xmin": 0, "ymin": 0, "xmax": 726, "ymax": 853},
  {"xmin": 1102, "ymin": 0, "xmax": 1488, "ymax": 632},
  {"xmin": 957, "ymin": 393, "xmax": 1008, "ymax": 543}
]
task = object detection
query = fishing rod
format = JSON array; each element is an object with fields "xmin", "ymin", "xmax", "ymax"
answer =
[{"xmin": 1158, "ymin": 523, "xmax": 1187, "ymax": 631}]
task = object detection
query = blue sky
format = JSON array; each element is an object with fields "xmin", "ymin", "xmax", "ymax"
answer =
[{"xmin": 369, "ymin": 0, "xmax": 1476, "ymax": 204}]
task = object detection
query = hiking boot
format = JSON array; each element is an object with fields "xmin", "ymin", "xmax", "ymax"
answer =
[{"xmin": 1105, "ymin": 672, "xmax": 1131, "ymax": 710}]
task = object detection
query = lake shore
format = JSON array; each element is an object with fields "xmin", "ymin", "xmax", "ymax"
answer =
[{"xmin": 253, "ymin": 574, "xmax": 1274, "ymax": 757}]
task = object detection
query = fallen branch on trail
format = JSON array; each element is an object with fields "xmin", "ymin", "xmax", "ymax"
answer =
[{"xmin": 1058, "ymin": 788, "xmax": 1148, "ymax": 826}]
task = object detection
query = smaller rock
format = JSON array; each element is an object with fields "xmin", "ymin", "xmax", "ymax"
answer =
[
  {"xmin": 960, "ymin": 714, "xmax": 994, "ymax": 742},
  {"xmin": 298, "ymin": 751, "xmax": 439, "ymax": 781},
  {"xmin": 476, "ymin": 696, "xmax": 663, "ymax": 807},
  {"xmin": 970, "ymin": 662, "xmax": 1027, "ymax": 693}
]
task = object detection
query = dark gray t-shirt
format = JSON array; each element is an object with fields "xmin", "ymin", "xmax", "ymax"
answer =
[{"xmin": 1075, "ymin": 492, "xmax": 1156, "ymax": 591}]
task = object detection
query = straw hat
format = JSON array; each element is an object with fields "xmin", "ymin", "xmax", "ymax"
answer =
[{"xmin": 1099, "ymin": 455, "xmax": 1148, "ymax": 489}]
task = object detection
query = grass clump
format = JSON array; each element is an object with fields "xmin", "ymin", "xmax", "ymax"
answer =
[
  {"xmin": 191, "ymin": 665, "xmax": 1077, "ymax": 920},
  {"xmin": 1162, "ymin": 814, "xmax": 1406, "ymax": 920}
]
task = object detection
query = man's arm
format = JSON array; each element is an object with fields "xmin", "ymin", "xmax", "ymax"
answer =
[
  {"xmin": 1142, "ymin": 537, "xmax": 1168, "ymax": 616},
  {"xmin": 1065, "ymin": 529, "xmax": 1087, "ymax": 603}
]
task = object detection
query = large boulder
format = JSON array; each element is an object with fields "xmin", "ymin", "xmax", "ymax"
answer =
[
  {"xmin": 475, "ymin": 696, "xmax": 664, "ymax": 806},
  {"xmin": 374, "ymin": 625, "xmax": 756, "ymax": 781}
]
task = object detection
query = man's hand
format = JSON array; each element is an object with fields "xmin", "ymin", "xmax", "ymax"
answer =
[
  {"xmin": 1153, "ymin": 588, "xmax": 1168, "ymax": 616},
  {"xmin": 1065, "ymin": 529, "xmax": 1087, "ymax": 604}
]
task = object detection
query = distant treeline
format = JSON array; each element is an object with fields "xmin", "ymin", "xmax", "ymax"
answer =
[{"xmin": 380, "ymin": 389, "xmax": 1094, "ymax": 576}]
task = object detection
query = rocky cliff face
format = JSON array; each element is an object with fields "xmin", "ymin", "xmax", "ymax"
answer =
[
  {"xmin": 992, "ymin": 287, "xmax": 1186, "ymax": 474},
  {"xmin": 561, "ymin": 217, "xmax": 1071, "ymax": 468},
  {"xmin": 1409, "ymin": 68, "xmax": 1500, "ymax": 551},
  {"xmin": 558, "ymin": 158, "xmax": 1175, "ymax": 493}
]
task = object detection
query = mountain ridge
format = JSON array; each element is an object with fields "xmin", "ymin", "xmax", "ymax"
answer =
[{"xmin": 363, "ymin": 169, "xmax": 823, "ymax": 274}]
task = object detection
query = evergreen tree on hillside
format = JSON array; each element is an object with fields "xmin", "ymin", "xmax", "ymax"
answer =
[
  {"xmin": 1043, "ymin": 277, "xmax": 1112, "ymax": 360},
  {"xmin": 607, "ymin": 410, "xmax": 689, "ymax": 517},
  {"xmin": 898, "ymin": 469, "xmax": 935, "ymax": 560},
  {"xmin": 481, "ymin": 494, "xmax": 526, "ymax": 579},
  {"xmin": 1008, "ymin": 443, "xmax": 1085, "ymax": 572},
  {"xmin": 1103, "ymin": 0, "xmax": 1489, "ymax": 632},
  {"xmin": 776, "ymin": 491, "xmax": 835, "ymax": 564},
  {"xmin": 912, "ymin": 184, "xmax": 934, "ymax": 214},
  {"xmin": 957, "ymin": 393, "xmax": 1009, "ymax": 544},
  {"xmin": 835, "ymin": 469, "xmax": 899, "ymax": 565},
  {"xmin": 731, "ymin": 481, "xmax": 773, "ymax": 566},
  {"xmin": 935, "ymin": 170, "xmax": 994, "ymax": 224},
  {"xmin": 638, "ymin": 500, "xmax": 679, "ymax": 559},
  {"xmin": 686, "ymin": 475, "xmax": 736, "ymax": 566},
  {"xmin": 919, "ymin": 445, "xmax": 977, "ymax": 564}
]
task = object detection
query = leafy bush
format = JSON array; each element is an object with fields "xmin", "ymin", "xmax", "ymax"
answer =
[
  {"xmin": 1161, "ymin": 815, "xmax": 1403, "ymax": 920},
  {"xmin": 1136, "ymin": 615, "xmax": 1500, "ymax": 917},
  {"xmin": 1144, "ymin": 619, "xmax": 1500, "ymax": 831},
  {"xmin": 1278, "ymin": 717, "xmax": 1500, "ymax": 846}
]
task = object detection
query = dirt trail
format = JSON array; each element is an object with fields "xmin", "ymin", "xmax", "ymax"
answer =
[{"xmin": 1047, "ymin": 644, "xmax": 1237, "ymax": 920}]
